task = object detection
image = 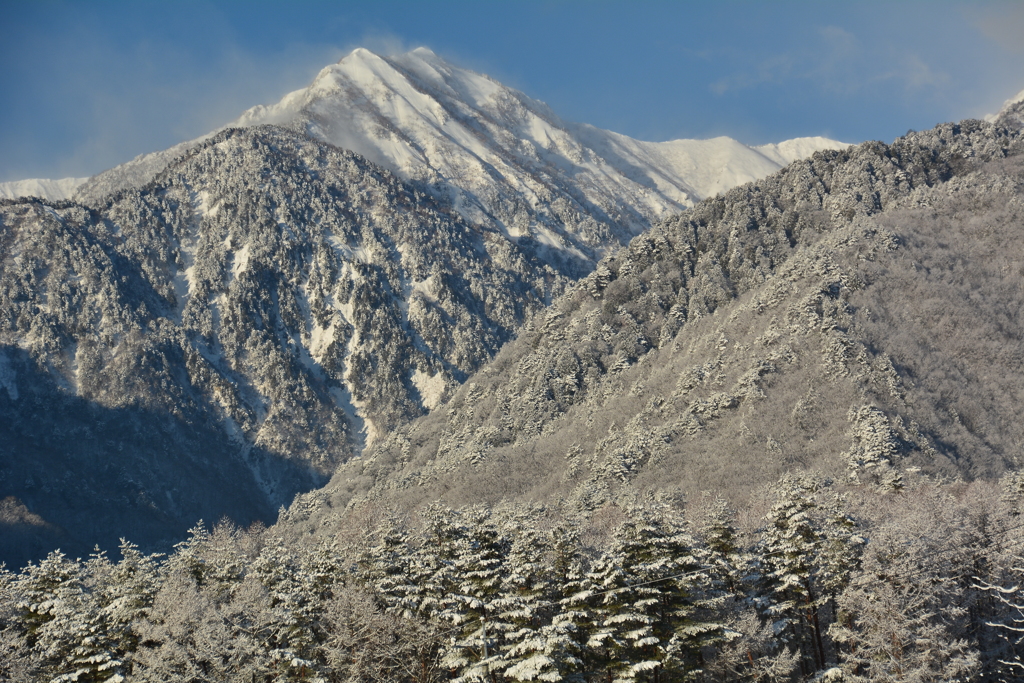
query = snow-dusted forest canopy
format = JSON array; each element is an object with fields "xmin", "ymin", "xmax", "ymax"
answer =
[
  {"xmin": 2, "ymin": 473, "xmax": 1023, "ymax": 681},
  {"xmin": 0, "ymin": 125, "xmax": 570, "ymax": 566}
]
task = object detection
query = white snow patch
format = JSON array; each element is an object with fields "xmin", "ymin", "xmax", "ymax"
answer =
[
  {"xmin": 410, "ymin": 275, "xmax": 438, "ymax": 303},
  {"xmin": 411, "ymin": 368, "xmax": 448, "ymax": 410},
  {"xmin": 754, "ymin": 137, "xmax": 851, "ymax": 166},
  {"xmin": 231, "ymin": 243, "xmax": 251, "ymax": 279},
  {"xmin": 327, "ymin": 236, "xmax": 370, "ymax": 263},
  {"xmin": 184, "ymin": 265, "xmax": 199, "ymax": 296},
  {"xmin": 220, "ymin": 411, "xmax": 246, "ymax": 445},
  {"xmin": 66, "ymin": 342, "xmax": 81, "ymax": 394},
  {"xmin": 196, "ymin": 190, "xmax": 221, "ymax": 218},
  {"xmin": 451, "ymin": 190, "xmax": 499, "ymax": 233},
  {"xmin": 308, "ymin": 322, "xmax": 337, "ymax": 364},
  {"xmin": 329, "ymin": 385, "xmax": 376, "ymax": 453},
  {"xmin": 170, "ymin": 268, "xmax": 191, "ymax": 318}
]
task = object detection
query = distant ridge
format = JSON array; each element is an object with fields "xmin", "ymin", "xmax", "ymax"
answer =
[{"xmin": 0, "ymin": 177, "xmax": 88, "ymax": 201}]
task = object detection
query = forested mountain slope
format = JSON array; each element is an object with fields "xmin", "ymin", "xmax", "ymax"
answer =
[
  {"xmin": 0, "ymin": 125, "xmax": 566, "ymax": 566},
  {"xmin": 299, "ymin": 114, "xmax": 1024, "ymax": 524},
  {"xmin": 0, "ymin": 51, "xmax": 850, "ymax": 567},
  {"xmin": 0, "ymin": 49, "xmax": 852, "ymax": 567}
]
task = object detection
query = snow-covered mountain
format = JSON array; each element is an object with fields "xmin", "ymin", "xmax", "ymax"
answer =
[
  {"xmin": 0, "ymin": 177, "xmax": 88, "ymax": 201},
  {"xmin": 70, "ymin": 47, "xmax": 846, "ymax": 273},
  {"xmin": 308, "ymin": 118, "xmax": 1024, "ymax": 525},
  {"xmin": 230, "ymin": 47, "xmax": 847, "ymax": 267},
  {"xmin": 1, "ymin": 125, "xmax": 567, "ymax": 564}
]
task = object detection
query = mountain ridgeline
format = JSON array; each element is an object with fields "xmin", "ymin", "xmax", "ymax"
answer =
[
  {"xmin": 73, "ymin": 48, "xmax": 846, "ymax": 277},
  {"xmin": 296, "ymin": 113, "xmax": 1024, "ymax": 526}
]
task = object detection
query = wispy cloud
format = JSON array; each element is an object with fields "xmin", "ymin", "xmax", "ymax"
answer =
[
  {"xmin": 54, "ymin": 39, "xmax": 341, "ymax": 177},
  {"xmin": 710, "ymin": 25, "xmax": 949, "ymax": 101}
]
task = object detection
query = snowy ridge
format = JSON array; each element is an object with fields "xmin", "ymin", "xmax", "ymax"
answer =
[
  {"xmin": 73, "ymin": 137, "xmax": 213, "ymax": 206},
  {"xmin": 985, "ymin": 88, "xmax": 1024, "ymax": 123},
  {"xmin": 0, "ymin": 177, "xmax": 89, "ymax": 201},
  {"xmin": 18, "ymin": 46, "xmax": 851, "ymax": 271},
  {"xmin": 987, "ymin": 87, "xmax": 1024, "ymax": 130},
  {"xmin": 753, "ymin": 136, "xmax": 851, "ymax": 166},
  {"xmin": 229, "ymin": 47, "xmax": 849, "ymax": 269},
  {"xmin": 570, "ymin": 125, "xmax": 817, "ymax": 201}
]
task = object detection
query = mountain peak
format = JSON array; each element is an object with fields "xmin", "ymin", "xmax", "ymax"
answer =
[
  {"xmin": 227, "ymin": 48, "xmax": 848, "ymax": 253},
  {"xmin": 408, "ymin": 46, "xmax": 439, "ymax": 59},
  {"xmin": 341, "ymin": 46, "xmax": 379, "ymax": 62},
  {"xmin": 337, "ymin": 46, "xmax": 443, "ymax": 67},
  {"xmin": 72, "ymin": 46, "xmax": 848, "ymax": 263},
  {"xmin": 331, "ymin": 46, "xmax": 396, "ymax": 80}
]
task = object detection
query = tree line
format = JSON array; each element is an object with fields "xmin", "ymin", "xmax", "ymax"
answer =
[{"xmin": 2, "ymin": 471, "xmax": 1023, "ymax": 682}]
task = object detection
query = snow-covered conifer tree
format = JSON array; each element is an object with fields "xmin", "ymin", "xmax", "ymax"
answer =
[
  {"xmin": 357, "ymin": 513, "xmax": 417, "ymax": 615},
  {"xmin": 493, "ymin": 507, "xmax": 582, "ymax": 682},
  {"xmin": 584, "ymin": 504, "xmax": 725, "ymax": 682},
  {"xmin": 755, "ymin": 476, "xmax": 861, "ymax": 678},
  {"xmin": 13, "ymin": 550, "xmax": 90, "ymax": 682},
  {"xmin": 250, "ymin": 538, "xmax": 332, "ymax": 681},
  {"xmin": 442, "ymin": 505, "xmax": 511, "ymax": 681},
  {"xmin": 66, "ymin": 540, "xmax": 162, "ymax": 682}
]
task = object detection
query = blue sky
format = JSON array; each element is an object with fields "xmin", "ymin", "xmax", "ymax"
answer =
[{"xmin": 2, "ymin": 0, "xmax": 1023, "ymax": 182}]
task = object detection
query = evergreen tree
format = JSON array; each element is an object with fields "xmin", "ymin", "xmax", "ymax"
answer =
[
  {"xmin": 409, "ymin": 503, "xmax": 468, "ymax": 621},
  {"xmin": 585, "ymin": 504, "xmax": 726, "ymax": 682},
  {"xmin": 250, "ymin": 538, "xmax": 336, "ymax": 680},
  {"xmin": 63, "ymin": 541, "xmax": 161, "ymax": 682},
  {"xmin": 754, "ymin": 476, "xmax": 861, "ymax": 678},
  {"xmin": 442, "ymin": 505, "xmax": 511, "ymax": 681},
  {"xmin": 357, "ymin": 512, "xmax": 417, "ymax": 615},
  {"xmin": 0, "ymin": 562, "xmax": 35, "ymax": 682},
  {"xmin": 493, "ymin": 508, "xmax": 580, "ymax": 682}
]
